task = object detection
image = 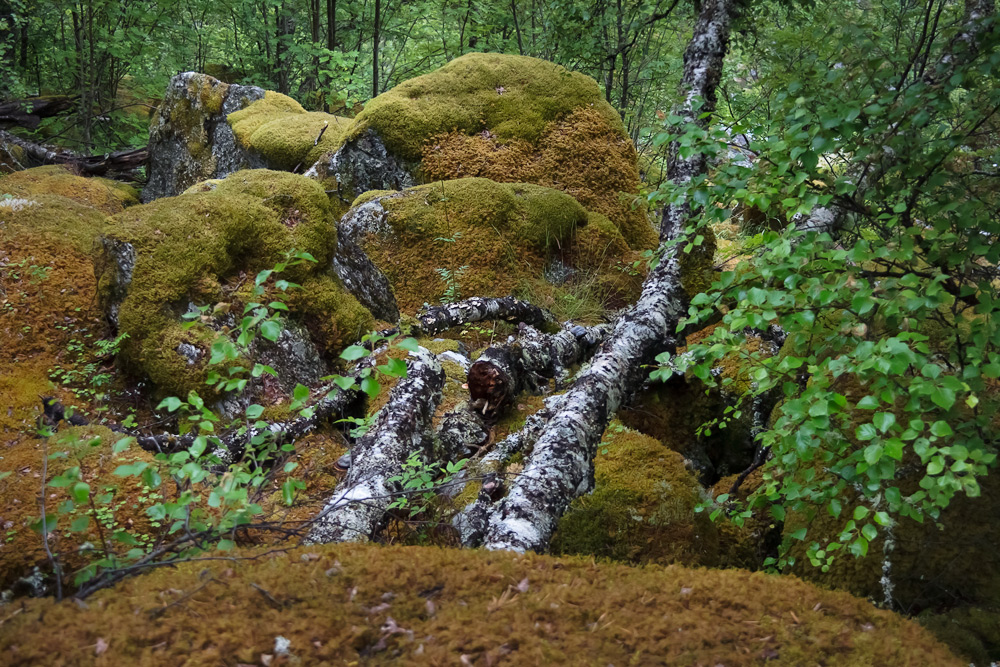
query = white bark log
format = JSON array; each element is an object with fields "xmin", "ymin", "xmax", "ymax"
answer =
[{"xmin": 305, "ymin": 347, "xmax": 444, "ymax": 543}]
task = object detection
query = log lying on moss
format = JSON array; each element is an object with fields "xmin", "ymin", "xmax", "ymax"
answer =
[
  {"xmin": 467, "ymin": 323, "xmax": 611, "ymax": 421},
  {"xmin": 480, "ymin": 0, "xmax": 736, "ymax": 553},
  {"xmin": 306, "ymin": 347, "xmax": 444, "ymax": 543},
  {"xmin": 0, "ymin": 129, "xmax": 146, "ymax": 177},
  {"xmin": 415, "ymin": 296, "xmax": 556, "ymax": 335}
]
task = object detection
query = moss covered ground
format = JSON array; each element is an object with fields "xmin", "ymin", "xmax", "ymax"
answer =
[{"xmin": 0, "ymin": 543, "xmax": 961, "ymax": 665}]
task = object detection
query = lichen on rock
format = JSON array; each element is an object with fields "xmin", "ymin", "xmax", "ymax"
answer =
[{"xmin": 143, "ymin": 72, "xmax": 266, "ymax": 201}]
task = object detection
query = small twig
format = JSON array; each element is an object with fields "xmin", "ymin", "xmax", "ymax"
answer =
[
  {"xmin": 147, "ymin": 576, "xmax": 216, "ymax": 618},
  {"xmin": 313, "ymin": 121, "xmax": 329, "ymax": 146},
  {"xmin": 39, "ymin": 435, "xmax": 63, "ymax": 601},
  {"xmin": 251, "ymin": 582, "xmax": 285, "ymax": 609}
]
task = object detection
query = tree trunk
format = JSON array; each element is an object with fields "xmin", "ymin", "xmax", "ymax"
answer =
[
  {"xmin": 478, "ymin": 0, "xmax": 737, "ymax": 553},
  {"xmin": 372, "ymin": 0, "xmax": 380, "ymax": 98},
  {"xmin": 327, "ymin": 0, "xmax": 336, "ymax": 51},
  {"xmin": 0, "ymin": 129, "xmax": 146, "ymax": 177},
  {"xmin": 306, "ymin": 347, "xmax": 444, "ymax": 543}
]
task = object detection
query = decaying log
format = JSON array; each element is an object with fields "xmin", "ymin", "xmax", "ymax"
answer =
[
  {"xmin": 415, "ymin": 296, "xmax": 556, "ymax": 336},
  {"xmin": 478, "ymin": 0, "xmax": 737, "ymax": 553},
  {"xmin": 0, "ymin": 96, "xmax": 77, "ymax": 129},
  {"xmin": 306, "ymin": 347, "xmax": 445, "ymax": 543},
  {"xmin": 467, "ymin": 323, "xmax": 611, "ymax": 421},
  {"xmin": 0, "ymin": 129, "xmax": 147, "ymax": 177},
  {"xmin": 453, "ymin": 393, "xmax": 567, "ymax": 546}
]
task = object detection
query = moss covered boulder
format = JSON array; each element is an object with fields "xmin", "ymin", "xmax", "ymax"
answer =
[
  {"xmin": 100, "ymin": 169, "xmax": 373, "ymax": 403},
  {"xmin": 551, "ymin": 422, "xmax": 721, "ymax": 566},
  {"xmin": 1, "ymin": 165, "xmax": 138, "ymax": 215},
  {"xmin": 143, "ymin": 72, "xmax": 267, "ymax": 201},
  {"xmin": 310, "ymin": 53, "xmax": 657, "ymax": 249},
  {"xmin": 0, "ymin": 543, "xmax": 961, "ymax": 665},
  {"xmin": 335, "ymin": 178, "xmax": 641, "ymax": 317},
  {"xmin": 226, "ymin": 91, "xmax": 350, "ymax": 172}
]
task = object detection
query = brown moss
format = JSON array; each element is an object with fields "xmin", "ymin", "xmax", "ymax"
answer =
[
  {"xmin": 360, "ymin": 178, "xmax": 586, "ymax": 313},
  {"xmin": 0, "ymin": 543, "xmax": 961, "ymax": 665},
  {"xmin": 551, "ymin": 421, "xmax": 720, "ymax": 566},
  {"xmin": 1, "ymin": 165, "xmax": 138, "ymax": 215},
  {"xmin": 421, "ymin": 107, "xmax": 657, "ymax": 249},
  {"xmin": 0, "ymin": 426, "xmax": 157, "ymax": 591}
]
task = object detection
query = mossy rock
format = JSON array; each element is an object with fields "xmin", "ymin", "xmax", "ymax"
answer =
[
  {"xmin": 144, "ymin": 72, "xmax": 267, "ymax": 201},
  {"xmin": 1, "ymin": 165, "xmax": 138, "ymax": 216},
  {"xmin": 315, "ymin": 53, "xmax": 656, "ymax": 249},
  {"xmin": 227, "ymin": 92, "xmax": 351, "ymax": 171},
  {"xmin": 919, "ymin": 606, "xmax": 1000, "ymax": 665},
  {"xmin": 100, "ymin": 169, "xmax": 373, "ymax": 398},
  {"xmin": 0, "ymin": 543, "xmax": 962, "ymax": 665},
  {"xmin": 345, "ymin": 178, "xmax": 589, "ymax": 313},
  {"xmin": 551, "ymin": 421, "xmax": 720, "ymax": 566},
  {"xmin": 343, "ymin": 52, "xmax": 620, "ymax": 162}
]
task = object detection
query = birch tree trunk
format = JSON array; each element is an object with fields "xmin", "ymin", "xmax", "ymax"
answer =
[{"xmin": 479, "ymin": 0, "xmax": 737, "ymax": 553}]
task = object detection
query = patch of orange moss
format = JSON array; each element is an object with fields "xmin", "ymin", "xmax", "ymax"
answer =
[
  {"xmin": 421, "ymin": 107, "xmax": 657, "ymax": 249},
  {"xmin": 0, "ymin": 426, "xmax": 158, "ymax": 592},
  {"xmin": 0, "ymin": 543, "xmax": 962, "ymax": 665}
]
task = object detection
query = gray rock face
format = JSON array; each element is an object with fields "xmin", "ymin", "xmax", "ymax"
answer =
[
  {"xmin": 332, "ymin": 197, "xmax": 401, "ymax": 322},
  {"xmin": 142, "ymin": 72, "xmax": 265, "ymax": 202},
  {"xmin": 305, "ymin": 129, "xmax": 415, "ymax": 201},
  {"xmin": 99, "ymin": 237, "xmax": 135, "ymax": 329}
]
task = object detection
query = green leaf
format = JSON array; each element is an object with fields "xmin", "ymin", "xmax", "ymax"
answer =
[
  {"xmin": 930, "ymin": 386, "xmax": 956, "ymax": 410},
  {"xmin": 112, "ymin": 437, "xmax": 134, "ymax": 453},
  {"xmin": 70, "ymin": 516, "xmax": 90, "ymax": 532},
  {"xmin": 361, "ymin": 376, "xmax": 380, "ymax": 398},
  {"xmin": 340, "ymin": 345, "xmax": 369, "ymax": 361},
  {"xmin": 396, "ymin": 337, "xmax": 419, "ymax": 353},
  {"xmin": 929, "ymin": 421, "xmax": 953, "ymax": 437},
  {"xmin": 260, "ymin": 319, "xmax": 282, "ymax": 342},
  {"xmin": 218, "ymin": 539, "xmax": 235, "ymax": 551},
  {"xmin": 157, "ymin": 396, "xmax": 183, "ymax": 412},
  {"xmin": 873, "ymin": 412, "xmax": 896, "ymax": 433},
  {"xmin": 245, "ymin": 404, "xmax": 265, "ymax": 419},
  {"xmin": 856, "ymin": 395, "xmax": 880, "ymax": 409}
]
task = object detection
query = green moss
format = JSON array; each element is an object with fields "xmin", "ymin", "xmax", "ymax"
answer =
[
  {"xmin": 342, "ymin": 52, "xmax": 622, "ymax": 162},
  {"xmin": 0, "ymin": 543, "xmax": 960, "ymax": 665},
  {"xmin": 0, "ymin": 193, "xmax": 108, "ymax": 254},
  {"xmin": 285, "ymin": 275, "xmax": 374, "ymax": 355},
  {"xmin": 101, "ymin": 169, "xmax": 372, "ymax": 397},
  {"xmin": 227, "ymin": 92, "xmax": 351, "ymax": 170},
  {"xmin": 551, "ymin": 421, "xmax": 720, "ymax": 566},
  {"xmin": 360, "ymin": 178, "xmax": 587, "ymax": 312},
  {"xmin": 570, "ymin": 212, "xmax": 630, "ymax": 269},
  {"xmin": 1, "ymin": 165, "xmax": 139, "ymax": 215},
  {"xmin": 421, "ymin": 338, "xmax": 462, "ymax": 355},
  {"xmin": 920, "ymin": 607, "xmax": 1000, "ymax": 665}
]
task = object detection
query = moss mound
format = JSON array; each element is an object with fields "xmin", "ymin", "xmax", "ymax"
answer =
[
  {"xmin": 1, "ymin": 165, "xmax": 139, "ymax": 215},
  {"xmin": 355, "ymin": 178, "xmax": 588, "ymax": 313},
  {"xmin": 100, "ymin": 169, "xmax": 373, "ymax": 397},
  {"xmin": 228, "ymin": 92, "xmax": 350, "ymax": 170},
  {"xmin": 422, "ymin": 106, "xmax": 656, "ymax": 249},
  {"xmin": 551, "ymin": 422, "xmax": 720, "ymax": 565},
  {"xmin": 343, "ymin": 52, "xmax": 619, "ymax": 162},
  {"xmin": 0, "ymin": 543, "xmax": 959, "ymax": 665}
]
